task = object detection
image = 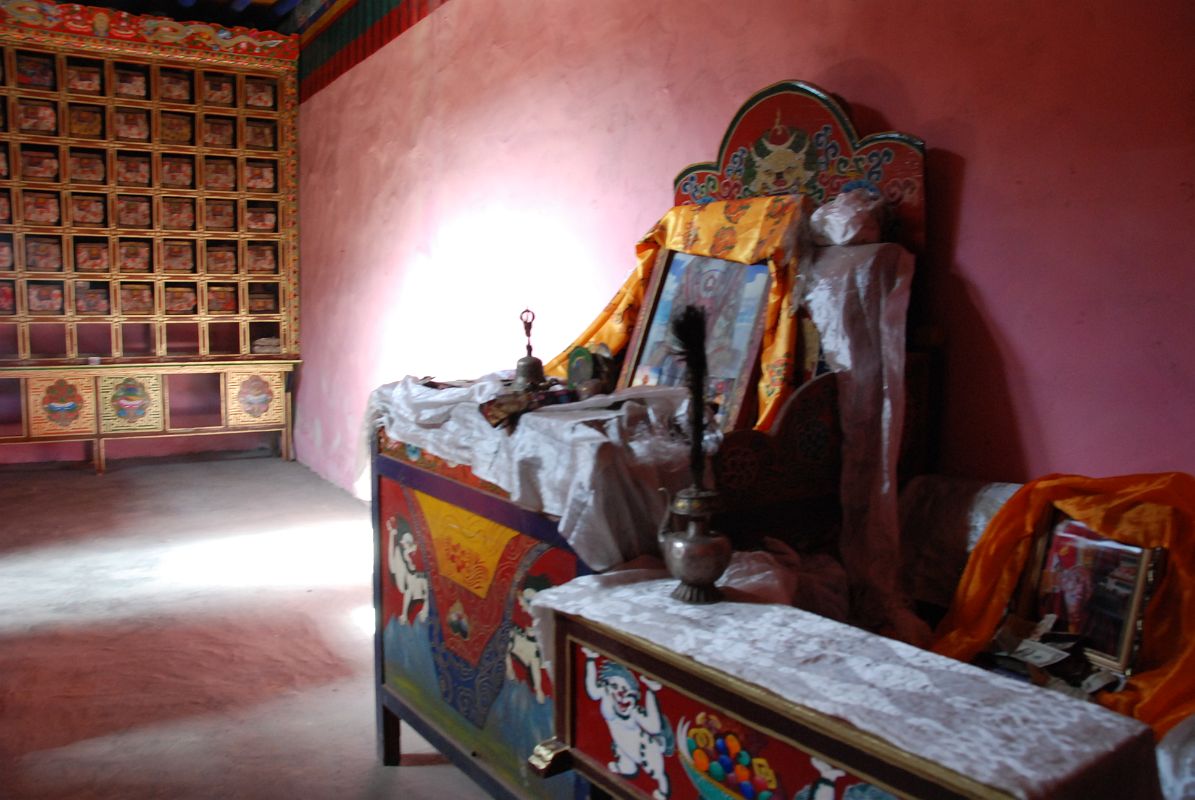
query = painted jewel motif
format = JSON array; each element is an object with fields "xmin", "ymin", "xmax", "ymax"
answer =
[
  {"xmin": 237, "ymin": 374, "xmax": 273, "ymax": 418},
  {"xmin": 109, "ymin": 378, "xmax": 150, "ymax": 419},
  {"xmin": 42, "ymin": 379, "xmax": 83, "ymax": 427}
]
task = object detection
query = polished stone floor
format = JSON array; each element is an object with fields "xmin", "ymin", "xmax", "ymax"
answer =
[{"xmin": 0, "ymin": 455, "xmax": 491, "ymax": 800}]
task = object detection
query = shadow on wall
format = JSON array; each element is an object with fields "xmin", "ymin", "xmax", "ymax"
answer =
[
  {"xmin": 811, "ymin": 57, "xmax": 1029, "ymax": 481},
  {"xmin": 922, "ymin": 147, "xmax": 1029, "ymax": 480}
]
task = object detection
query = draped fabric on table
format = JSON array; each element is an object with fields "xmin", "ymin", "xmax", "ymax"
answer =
[
  {"xmin": 544, "ymin": 194, "xmax": 808, "ymax": 430},
  {"xmin": 933, "ymin": 471, "xmax": 1195, "ymax": 737}
]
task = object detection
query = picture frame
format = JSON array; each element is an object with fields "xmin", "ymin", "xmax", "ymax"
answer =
[
  {"xmin": 618, "ymin": 249, "xmax": 772, "ymax": 431},
  {"xmin": 1016, "ymin": 512, "xmax": 1166, "ymax": 674}
]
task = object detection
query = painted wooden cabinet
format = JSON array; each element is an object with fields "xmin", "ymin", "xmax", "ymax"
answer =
[{"xmin": 372, "ymin": 439, "xmax": 590, "ymax": 800}]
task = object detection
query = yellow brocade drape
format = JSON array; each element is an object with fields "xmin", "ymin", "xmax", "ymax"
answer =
[
  {"xmin": 933, "ymin": 471, "xmax": 1195, "ymax": 737},
  {"xmin": 544, "ymin": 194, "xmax": 808, "ymax": 430}
]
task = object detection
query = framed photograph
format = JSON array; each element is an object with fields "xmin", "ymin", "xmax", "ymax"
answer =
[
  {"xmin": 1017, "ymin": 514, "xmax": 1166, "ymax": 674},
  {"xmin": 619, "ymin": 249, "xmax": 772, "ymax": 431}
]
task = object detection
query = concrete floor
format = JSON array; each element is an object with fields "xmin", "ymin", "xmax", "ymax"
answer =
[{"xmin": 0, "ymin": 455, "xmax": 493, "ymax": 800}]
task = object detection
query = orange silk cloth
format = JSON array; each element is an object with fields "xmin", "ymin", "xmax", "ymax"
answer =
[
  {"xmin": 933, "ymin": 471, "xmax": 1195, "ymax": 736},
  {"xmin": 544, "ymin": 194, "xmax": 808, "ymax": 430}
]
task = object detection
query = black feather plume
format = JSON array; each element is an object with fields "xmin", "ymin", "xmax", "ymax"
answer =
[{"xmin": 671, "ymin": 305, "xmax": 707, "ymax": 489}]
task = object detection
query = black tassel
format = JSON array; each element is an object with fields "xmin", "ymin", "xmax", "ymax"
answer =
[{"xmin": 671, "ymin": 305, "xmax": 707, "ymax": 489}]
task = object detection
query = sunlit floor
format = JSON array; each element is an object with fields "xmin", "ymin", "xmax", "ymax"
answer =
[{"xmin": 0, "ymin": 455, "xmax": 491, "ymax": 800}]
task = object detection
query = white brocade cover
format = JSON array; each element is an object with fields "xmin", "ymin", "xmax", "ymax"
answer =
[
  {"xmin": 532, "ymin": 575, "xmax": 1161, "ymax": 800},
  {"xmin": 365, "ymin": 377, "xmax": 694, "ymax": 569}
]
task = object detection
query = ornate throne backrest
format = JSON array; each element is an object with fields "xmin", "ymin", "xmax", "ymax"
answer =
[{"xmin": 672, "ymin": 80, "xmax": 925, "ymax": 253}]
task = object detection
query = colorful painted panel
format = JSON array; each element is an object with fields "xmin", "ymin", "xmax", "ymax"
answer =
[
  {"xmin": 27, "ymin": 375, "xmax": 96, "ymax": 436},
  {"xmin": 377, "ymin": 474, "xmax": 578, "ymax": 800},
  {"xmin": 98, "ymin": 374, "xmax": 162, "ymax": 433},
  {"xmin": 226, "ymin": 370, "xmax": 285, "ymax": 427},
  {"xmin": 672, "ymin": 81, "xmax": 925, "ymax": 253},
  {"xmin": 572, "ymin": 645, "xmax": 898, "ymax": 800}
]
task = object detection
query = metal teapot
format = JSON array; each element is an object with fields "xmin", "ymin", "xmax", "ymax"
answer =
[{"xmin": 657, "ymin": 486, "xmax": 732, "ymax": 604}]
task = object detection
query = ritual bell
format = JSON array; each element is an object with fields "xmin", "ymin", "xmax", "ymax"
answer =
[{"xmin": 512, "ymin": 308, "xmax": 546, "ymax": 391}]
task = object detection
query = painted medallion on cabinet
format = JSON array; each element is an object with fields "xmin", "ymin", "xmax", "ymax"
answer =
[
  {"xmin": 27, "ymin": 377, "xmax": 97, "ymax": 437},
  {"xmin": 572, "ymin": 647, "xmax": 899, "ymax": 800},
  {"xmin": 377, "ymin": 479, "xmax": 580, "ymax": 800},
  {"xmin": 226, "ymin": 371, "xmax": 284, "ymax": 426},
  {"xmin": 99, "ymin": 375, "xmax": 163, "ymax": 432}
]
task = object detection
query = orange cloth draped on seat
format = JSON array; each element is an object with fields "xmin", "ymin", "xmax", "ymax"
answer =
[
  {"xmin": 933, "ymin": 471, "xmax": 1195, "ymax": 737},
  {"xmin": 544, "ymin": 194, "xmax": 808, "ymax": 430}
]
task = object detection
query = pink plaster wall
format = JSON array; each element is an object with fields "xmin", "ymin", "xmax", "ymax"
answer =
[{"xmin": 296, "ymin": 0, "xmax": 1195, "ymax": 493}]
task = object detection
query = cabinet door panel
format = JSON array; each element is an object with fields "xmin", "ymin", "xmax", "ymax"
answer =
[
  {"xmin": 27, "ymin": 375, "xmax": 97, "ymax": 436},
  {"xmin": 99, "ymin": 374, "xmax": 163, "ymax": 433}
]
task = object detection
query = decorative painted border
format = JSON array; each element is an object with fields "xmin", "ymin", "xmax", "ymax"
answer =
[
  {"xmin": 298, "ymin": 0, "xmax": 449, "ymax": 100},
  {"xmin": 0, "ymin": 0, "xmax": 298, "ymax": 63}
]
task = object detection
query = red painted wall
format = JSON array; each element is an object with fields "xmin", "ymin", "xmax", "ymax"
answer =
[{"xmin": 296, "ymin": 0, "xmax": 1195, "ymax": 494}]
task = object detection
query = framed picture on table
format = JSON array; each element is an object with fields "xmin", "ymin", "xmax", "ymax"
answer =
[
  {"xmin": 1016, "ymin": 513, "xmax": 1166, "ymax": 674},
  {"xmin": 618, "ymin": 249, "xmax": 771, "ymax": 431}
]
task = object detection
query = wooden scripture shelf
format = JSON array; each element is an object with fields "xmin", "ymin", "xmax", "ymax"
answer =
[
  {"xmin": 0, "ymin": 0, "xmax": 298, "ymax": 466},
  {"xmin": 0, "ymin": 359, "xmax": 298, "ymax": 471}
]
